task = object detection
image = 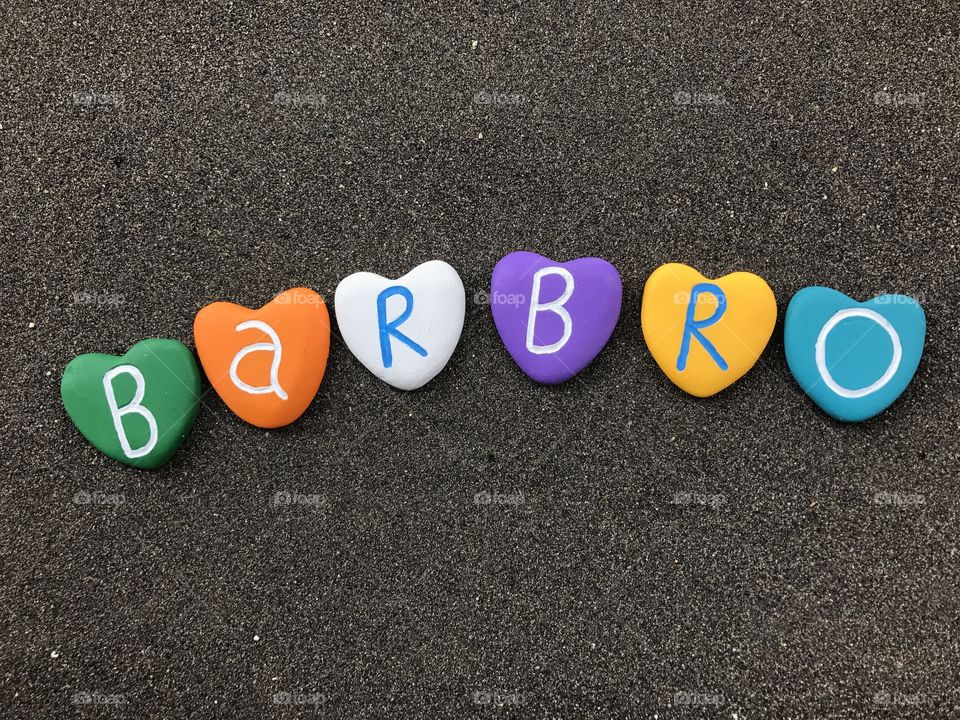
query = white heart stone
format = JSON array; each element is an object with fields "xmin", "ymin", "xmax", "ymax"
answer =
[{"xmin": 334, "ymin": 260, "xmax": 466, "ymax": 390}]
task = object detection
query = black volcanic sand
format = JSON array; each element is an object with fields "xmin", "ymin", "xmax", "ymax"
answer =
[{"xmin": 2, "ymin": 2, "xmax": 959, "ymax": 718}]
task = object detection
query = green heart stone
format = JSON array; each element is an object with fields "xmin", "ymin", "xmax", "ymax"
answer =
[{"xmin": 60, "ymin": 338, "xmax": 201, "ymax": 469}]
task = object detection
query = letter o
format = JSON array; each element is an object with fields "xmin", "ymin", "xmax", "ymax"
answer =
[{"xmin": 815, "ymin": 308, "xmax": 902, "ymax": 399}]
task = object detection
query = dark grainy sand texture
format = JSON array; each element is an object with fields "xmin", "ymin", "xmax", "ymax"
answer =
[{"xmin": 2, "ymin": 1, "xmax": 959, "ymax": 718}]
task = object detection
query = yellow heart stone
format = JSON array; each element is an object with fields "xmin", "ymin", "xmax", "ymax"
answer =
[{"xmin": 641, "ymin": 263, "xmax": 777, "ymax": 397}]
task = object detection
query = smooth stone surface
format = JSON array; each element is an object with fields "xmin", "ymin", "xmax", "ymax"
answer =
[
  {"xmin": 785, "ymin": 287, "xmax": 926, "ymax": 422},
  {"xmin": 334, "ymin": 260, "xmax": 465, "ymax": 390},
  {"xmin": 641, "ymin": 263, "xmax": 777, "ymax": 397},
  {"xmin": 490, "ymin": 251, "xmax": 622, "ymax": 385},
  {"xmin": 194, "ymin": 288, "xmax": 331, "ymax": 428},
  {"xmin": 60, "ymin": 338, "xmax": 200, "ymax": 469}
]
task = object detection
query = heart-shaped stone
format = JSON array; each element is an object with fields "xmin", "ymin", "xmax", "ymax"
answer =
[
  {"xmin": 334, "ymin": 260, "xmax": 465, "ymax": 390},
  {"xmin": 490, "ymin": 251, "xmax": 622, "ymax": 384},
  {"xmin": 641, "ymin": 263, "xmax": 777, "ymax": 397},
  {"xmin": 784, "ymin": 287, "xmax": 925, "ymax": 422},
  {"xmin": 60, "ymin": 338, "xmax": 200, "ymax": 469},
  {"xmin": 194, "ymin": 288, "xmax": 330, "ymax": 428}
]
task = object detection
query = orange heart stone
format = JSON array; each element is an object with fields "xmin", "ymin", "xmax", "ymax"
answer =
[{"xmin": 194, "ymin": 288, "xmax": 330, "ymax": 428}]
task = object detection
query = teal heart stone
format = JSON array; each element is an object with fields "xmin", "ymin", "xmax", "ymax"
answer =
[
  {"xmin": 784, "ymin": 288, "xmax": 926, "ymax": 422},
  {"xmin": 60, "ymin": 339, "xmax": 201, "ymax": 468}
]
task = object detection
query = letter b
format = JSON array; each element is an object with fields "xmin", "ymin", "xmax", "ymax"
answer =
[
  {"xmin": 103, "ymin": 365, "xmax": 158, "ymax": 459},
  {"xmin": 526, "ymin": 267, "xmax": 575, "ymax": 354}
]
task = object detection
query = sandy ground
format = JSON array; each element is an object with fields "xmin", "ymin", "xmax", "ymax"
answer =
[{"xmin": 2, "ymin": 2, "xmax": 959, "ymax": 717}]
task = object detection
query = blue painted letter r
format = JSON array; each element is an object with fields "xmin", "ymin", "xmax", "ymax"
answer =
[
  {"xmin": 676, "ymin": 282, "xmax": 729, "ymax": 372},
  {"xmin": 377, "ymin": 286, "xmax": 428, "ymax": 368}
]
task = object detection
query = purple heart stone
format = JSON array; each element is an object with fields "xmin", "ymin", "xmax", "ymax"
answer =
[{"xmin": 490, "ymin": 251, "xmax": 623, "ymax": 384}]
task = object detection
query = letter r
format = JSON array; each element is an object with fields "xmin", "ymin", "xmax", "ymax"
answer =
[
  {"xmin": 676, "ymin": 282, "xmax": 729, "ymax": 372},
  {"xmin": 377, "ymin": 286, "xmax": 428, "ymax": 368}
]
